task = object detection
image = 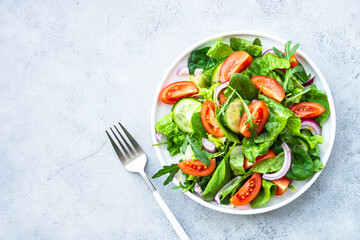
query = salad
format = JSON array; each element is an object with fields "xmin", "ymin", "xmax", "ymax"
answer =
[{"xmin": 152, "ymin": 37, "xmax": 330, "ymax": 209}]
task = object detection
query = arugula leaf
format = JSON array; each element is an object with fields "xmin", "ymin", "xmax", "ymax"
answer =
[
  {"xmin": 230, "ymin": 38, "xmax": 262, "ymax": 57},
  {"xmin": 180, "ymin": 137, "xmax": 188, "ymax": 155},
  {"xmin": 188, "ymin": 47, "xmax": 217, "ymax": 75},
  {"xmin": 172, "ymin": 180, "xmax": 195, "ymax": 193},
  {"xmin": 206, "ymin": 39, "xmax": 234, "ymax": 61},
  {"xmin": 191, "ymin": 112, "xmax": 208, "ymax": 138},
  {"xmin": 187, "ymin": 135, "xmax": 210, "ymax": 166},
  {"xmin": 202, "ymin": 143, "xmax": 236, "ymax": 201},
  {"xmin": 219, "ymin": 171, "xmax": 253, "ymax": 200},
  {"xmin": 283, "ymin": 88, "xmax": 311, "ymax": 108},
  {"xmin": 283, "ymin": 65, "xmax": 304, "ymax": 93},
  {"xmin": 229, "ymin": 145, "xmax": 246, "ymax": 176},
  {"xmin": 250, "ymin": 152, "xmax": 284, "ymax": 173},
  {"xmin": 152, "ymin": 163, "xmax": 180, "ymax": 185},
  {"xmin": 289, "ymin": 184, "xmax": 297, "ymax": 191},
  {"xmin": 301, "ymin": 84, "xmax": 330, "ymax": 124},
  {"xmin": 250, "ymin": 179, "xmax": 277, "ymax": 208},
  {"xmin": 273, "ymin": 41, "xmax": 299, "ymax": 61}
]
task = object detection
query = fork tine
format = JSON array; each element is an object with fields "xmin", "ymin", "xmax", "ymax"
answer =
[
  {"xmin": 105, "ymin": 130, "xmax": 126, "ymax": 163},
  {"xmin": 109, "ymin": 127, "xmax": 131, "ymax": 158},
  {"xmin": 114, "ymin": 125, "xmax": 136, "ymax": 155},
  {"xmin": 118, "ymin": 122, "xmax": 142, "ymax": 153}
]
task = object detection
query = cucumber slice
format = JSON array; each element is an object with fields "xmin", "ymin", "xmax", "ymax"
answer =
[
  {"xmin": 285, "ymin": 137, "xmax": 310, "ymax": 152},
  {"xmin": 172, "ymin": 98, "xmax": 202, "ymax": 133},
  {"xmin": 220, "ymin": 98, "xmax": 244, "ymax": 134},
  {"xmin": 211, "ymin": 62, "xmax": 223, "ymax": 85}
]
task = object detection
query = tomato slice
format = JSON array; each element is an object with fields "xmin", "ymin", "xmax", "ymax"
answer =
[
  {"xmin": 219, "ymin": 90, "xmax": 227, "ymax": 105},
  {"xmin": 230, "ymin": 173, "xmax": 262, "ymax": 206},
  {"xmin": 239, "ymin": 101, "xmax": 269, "ymax": 137},
  {"xmin": 272, "ymin": 177, "xmax": 290, "ymax": 195},
  {"xmin": 251, "ymin": 76, "xmax": 285, "ymax": 102},
  {"xmin": 178, "ymin": 159, "xmax": 216, "ymax": 177},
  {"xmin": 243, "ymin": 150, "xmax": 276, "ymax": 170},
  {"xmin": 290, "ymin": 102, "xmax": 325, "ymax": 119},
  {"xmin": 160, "ymin": 81, "xmax": 198, "ymax": 104},
  {"xmin": 219, "ymin": 51, "xmax": 252, "ymax": 83},
  {"xmin": 201, "ymin": 100, "xmax": 225, "ymax": 138}
]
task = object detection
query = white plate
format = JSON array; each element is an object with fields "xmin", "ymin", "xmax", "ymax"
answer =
[{"xmin": 151, "ymin": 31, "xmax": 336, "ymax": 215}]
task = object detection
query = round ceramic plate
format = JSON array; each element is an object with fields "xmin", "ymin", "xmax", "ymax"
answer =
[{"xmin": 151, "ymin": 31, "xmax": 336, "ymax": 215}]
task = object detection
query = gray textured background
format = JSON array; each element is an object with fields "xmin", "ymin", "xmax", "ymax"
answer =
[{"xmin": 1, "ymin": 0, "xmax": 359, "ymax": 239}]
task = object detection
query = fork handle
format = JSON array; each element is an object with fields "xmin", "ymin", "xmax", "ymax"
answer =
[{"xmin": 153, "ymin": 191, "xmax": 190, "ymax": 240}]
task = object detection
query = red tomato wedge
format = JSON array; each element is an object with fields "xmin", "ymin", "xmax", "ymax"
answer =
[
  {"xmin": 219, "ymin": 90, "xmax": 227, "ymax": 105},
  {"xmin": 251, "ymin": 76, "xmax": 285, "ymax": 102},
  {"xmin": 219, "ymin": 51, "xmax": 252, "ymax": 83},
  {"xmin": 178, "ymin": 159, "xmax": 216, "ymax": 177},
  {"xmin": 243, "ymin": 150, "xmax": 276, "ymax": 170},
  {"xmin": 239, "ymin": 101, "xmax": 269, "ymax": 138},
  {"xmin": 230, "ymin": 173, "xmax": 262, "ymax": 206},
  {"xmin": 160, "ymin": 81, "xmax": 198, "ymax": 104},
  {"xmin": 201, "ymin": 100, "xmax": 225, "ymax": 138},
  {"xmin": 272, "ymin": 177, "xmax": 290, "ymax": 195},
  {"xmin": 290, "ymin": 102, "xmax": 325, "ymax": 119}
]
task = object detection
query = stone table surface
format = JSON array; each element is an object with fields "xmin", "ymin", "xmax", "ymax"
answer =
[{"xmin": 1, "ymin": 1, "xmax": 359, "ymax": 239}]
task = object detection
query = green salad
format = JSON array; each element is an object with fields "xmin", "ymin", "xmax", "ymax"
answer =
[{"xmin": 153, "ymin": 37, "xmax": 330, "ymax": 208}]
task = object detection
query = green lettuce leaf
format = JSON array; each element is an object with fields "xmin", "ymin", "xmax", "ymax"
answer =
[
  {"xmin": 206, "ymin": 40, "xmax": 234, "ymax": 61},
  {"xmin": 230, "ymin": 38, "xmax": 262, "ymax": 57},
  {"xmin": 250, "ymin": 179, "xmax": 277, "ymax": 208},
  {"xmin": 249, "ymin": 152, "xmax": 284, "ymax": 173},
  {"xmin": 188, "ymin": 47, "xmax": 217, "ymax": 75},
  {"xmin": 155, "ymin": 112, "xmax": 186, "ymax": 155},
  {"xmin": 301, "ymin": 84, "xmax": 330, "ymax": 124},
  {"xmin": 243, "ymin": 53, "xmax": 290, "ymax": 78},
  {"xmin": 229, "ymin": 145, "xmax": 246, "ymax": 176},
  {"xmin": 242, "ymin": 95, "xmax": 293, "ymax": 162}
]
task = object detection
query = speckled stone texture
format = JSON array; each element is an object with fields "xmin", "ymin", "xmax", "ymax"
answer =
[{"xmin": 0, "ymin": 0, "xmax": 359, "ymax": 239}]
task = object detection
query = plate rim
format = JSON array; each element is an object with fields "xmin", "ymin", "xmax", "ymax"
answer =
[{"xmin": 150, "ymin": 30, "xmax": 336, "ymax": 215}]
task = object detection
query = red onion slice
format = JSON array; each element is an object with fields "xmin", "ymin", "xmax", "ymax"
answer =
[
  {"xmin": 263, "ymin": 142, "xmax": 292, "ymax": 181},
  {"xmin": 194, "ymin": 68, "xmax": 204, "ymax": 77},
  {"xmin": 214, "ymin": 176, "xmax": 241, "ymax": 205},
  {"xmin": 301, "ymin": 118, "xmax": 322, "ymax": 136},
  {"xmin": 176, "ymin": 66, "xmax": 189, "ymax": 76},
  {"xmin": 262, "ymin": 49, "xmax": 274, "ymax": 57},
  {"xmin": 302, "ymin": 76, "xmax": 315, "ymax": 87},
  {"xmin": 213, "ymin": 81, "xmax": 229, "ymax": 108},
  {"xmin": 155, "ymin": 132, "xmax": 163, "ymax": 141},
  {"xmin": 194, "ymin": 183, "xmax": 203, "ymax": 195},
  {"xmin": 202, "ymin": 138, "xmax": 216, "ymax": 153}
]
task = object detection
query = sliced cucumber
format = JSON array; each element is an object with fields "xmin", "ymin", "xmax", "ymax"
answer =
[
  {"xmin": 172, "ymin": 98, "xmax": 202, "ymax": 133},
  {"xmin": 285, "ymin": 137, "xmax": 310, "ymax": 152},
  {"xmin": 211, "ymin": 62, "xmax": 223, "ymax": 85},
  {"xmin": 220, "ymin": 98, "xmax": 244, "ymax": 134}
]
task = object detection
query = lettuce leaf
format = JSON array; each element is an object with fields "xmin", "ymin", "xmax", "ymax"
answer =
[
  {"xmin": 286, "ymin": 145, "xmax": 314, "ymax": 180},
  {"xmin": 206, "ymin": 40, "xmax": 233, "ymax": 61},
  {"xmin": 249, "ymin": 152, "xmax": 284, "ymax": 173},
  {"xmin": 230, "ymin": 38, "xmax": 262, "ymax": 57},
  {"xmin": 229, "ymin": 145, "xmax": 246, "ymax": 176},
  {"xmin": 243, "ymin": 53, "xmax": 290, "ymax": 78},
  {"xmin": 301, "ymin": 84, "xmax": 330, "ymax": 124},
  {"xmin": 155, "ymin": 113, "xmax": 186, "ymax": 156}
]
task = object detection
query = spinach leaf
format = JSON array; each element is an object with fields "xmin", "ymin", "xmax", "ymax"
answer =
[
  {"xmin": 202, "ymin": 144, "xmax": 235, "ymax": 201},
  {"xmin": 188, "ymin": 47, "xmax": 217, "ymax": 75},
  {"xmin": 302, "ymin": 84, "xmax": 330, "ymax": 124},
  {"xmin": 206, "ymin": 40, "xmax": 234, "ymax": 61},
  {"xmin": 216, "ymin": 114, "xmax": 240, "ymax": 143},
  {"xmin": 155, "ymin": 112, "xmax": 186, "ymax": 155},
  {"xmin": 228, "ymin": 73, "xmax": 258, "ymax": 101},
  {"xmin": 229, "ymin": 145, "xmax": 246, "ymax": 176},
  {"xmin": 250, "ymin": 179, "xmax": 277, "ymax": 208},
  {"xmin": 242, "ymin": 95, "xmax": 293, "ymax": 162},
  {"xmin": 253, "ymin": 38, "xmax": 262, "ymax": 47},
  {"xmin": 191, "ymin": 112, "xmax": 208, "ymax": 138},
  {"xmin": 294, "ymin": 62, "xmax": 312, "ymax": 83},
  {"xmin": 283, "ymin": 66, "xmax": 304, "ymax": 93},
  {"xmin": 286, "ymin": 146, "xmax": 314, "ymax": 180},
  {"xmin": 152, "ymin": 163, "xmax": 180, "ymax": 185},
  {"xmin": 250, "ymin": 152, "xmax": 284, "ymax": 173},
  {"xmin": 219, "ymin": 171, "xmax": 253, "ymax": 200},
  {"xmin": 187, "ymin": 135, "xmax": 210, "ymax": 166},
  {"xmin": 311, "ymin": 155, "xmax": 324, "ymax": 172},
  {"xmin": 243, "ymin": 53, "xmax": 290, "ymax": 78},
  {"xmin": 230, "ymin": 38, "xmax": 262, "ymax": 57}
]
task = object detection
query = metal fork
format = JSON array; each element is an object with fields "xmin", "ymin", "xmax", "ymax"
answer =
[{"xmin": 106, "ymin": 122, "xmax": 189, "ymax": 240}]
